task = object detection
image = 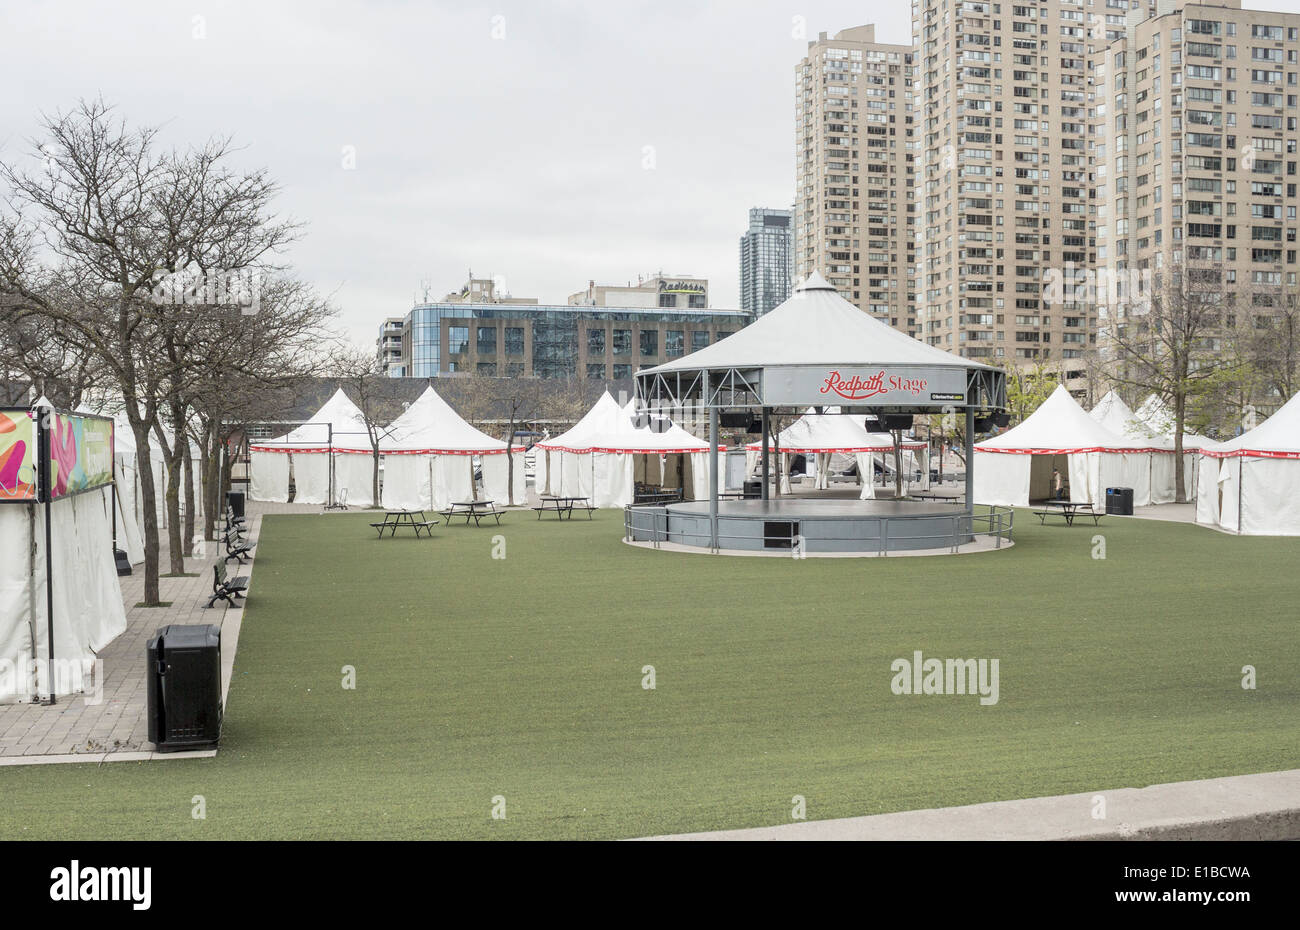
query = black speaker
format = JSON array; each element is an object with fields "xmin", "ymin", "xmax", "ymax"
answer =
[
  {"xmin": 993, "ymin": 412, "xmax": 1011, "ymax": 428},
  {"xmin": 882, "ymin": 414, "xmax": 913, "ymax": 431},
  {"xmin": 973, "ymin": 416, "xmax": 995, "ymax": 433},
  {"xmin": 719, "ymin": 411, "xmax": 752, "ymax": 428},
  {"xmin": 864, "ymin": 417, "xmax": 885, "ymax": 433}
]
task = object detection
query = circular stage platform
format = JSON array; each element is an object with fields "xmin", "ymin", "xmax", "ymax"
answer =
[{"xmin": 625, "ymin": 498, "xmax": 1004, "ymax": 555}]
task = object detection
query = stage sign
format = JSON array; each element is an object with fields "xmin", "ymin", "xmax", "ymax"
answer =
[
  {"xmin": 762, "ymin": 366, "xmax": 971, "ymax": 408},
  {"xmin": 47, "ymin": 413, "xmax": 115, "ymax": 499},
  {"xmin": 0, "ymin": 410, "xmax": 37, "ymax": 501}
]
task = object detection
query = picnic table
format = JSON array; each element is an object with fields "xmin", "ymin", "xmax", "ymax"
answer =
[
  {"xmin": 533, "ymin": 495, "xmax": 594, "ymax": 520},
  {"xmin": 442, "ymin": 500, "xmax": 504, "ymax": 526},
  {"xmin": 908, "ymin": 491, "xmax": 964, "ymax": 504},
  {"xmin": 1034, "ymin": 500, "xmax": 1104, "ymax": 527},
  {"xmin": 370, "ymin": 509, "xmax": 438, "ymax": 538}
]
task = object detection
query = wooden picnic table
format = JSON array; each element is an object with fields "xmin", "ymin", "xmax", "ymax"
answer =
[
  {"xmin": 370, "ymin": 509, "xmax": 438, "ymax": 537},
  {"xmin": 534, "ymin": 495, "xmax": 593, "ymax": 520},
  {"xmin": 443, "ymin": 500, "xmax": 503, "ymax": 526}
]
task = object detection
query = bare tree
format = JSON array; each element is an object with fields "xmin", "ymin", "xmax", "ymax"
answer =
[
  {"xmin": 0, "ymin": 100, "xmax": 299, "ymax": 603},
  {"xmin": 330, "ymin": 348, "xmax": 405, "ymax": 506},
  {"xmin": 1101, "ymin": 259, "xmax": 1244, "ymax": 502}
]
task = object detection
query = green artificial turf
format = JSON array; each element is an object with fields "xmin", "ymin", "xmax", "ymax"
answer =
[{"xmin": 2, "ymin": 509, "xmax": 1296, "ymax": 840}]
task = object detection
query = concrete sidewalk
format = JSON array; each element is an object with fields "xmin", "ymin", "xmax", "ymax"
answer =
[
  {"xmin": 0, "ymin": 503, "xmax": 302, "ymax": 765},
  {"xmin": 642, "ymin": 768, "xmax": 1300, "ymax": 840}
]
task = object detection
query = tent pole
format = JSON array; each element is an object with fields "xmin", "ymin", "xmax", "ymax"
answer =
[
  {"xmin": 38, "ymin": 406, "xmax": 55, "ymax": 705},
  {"xmin": 761, "ymin": 407, "xmax": 770, "ymax": 501},
  {"xmin": 1238, "ymin": 456, "xmax": 1243, "ymax": 534}
]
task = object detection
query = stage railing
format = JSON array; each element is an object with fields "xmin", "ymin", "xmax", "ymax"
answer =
[{"xmin": 623, "ymin": 504, "xmax": 1015, "ymax": 555}]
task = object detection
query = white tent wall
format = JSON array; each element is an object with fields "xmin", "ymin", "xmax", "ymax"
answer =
[
  {"xmin": 1150, "ymin": 454, "xmax": 1177, "ymax": 505},
  {"xmin": 856, "ymin": 453, "xmax": 876, "ymax": 499},
  {"xmin": 973, "ymin": 451, "xmax": 1031, "ymax": 506},
  {"xmin": 250, "ymin": 451, "xmax": 290, "ymax": 503},
  {"xmin": 1239, "ymin": 458, "xmax": 1300, "ymax": 535},
  {"xmin": 481, "ymin": 453, "xmax": 527, "ymax": 506},
  {"xmin": 113, "ymin": 461, "xmax": 145, "ymax": 565},
  {"xmin": 1, "ymin": 489, "xmax": 127, "ymax": 704},
  {"xmin": 431, "ymin": 455, "xmax": 475, "ymax": 510},
  {"xmin": 292, "ymin": 453, "xmax": 330, "ymax": 504},
  {"xmin": 334, "ymin": 453, "xmax": 376, "ymax": 508},
  {"xmin": 594, "ymin": 453, "xmax": 634, "ymax": 508},
  {"xmin": 535, "ymin": 448, "xmax": 550, "ymax": 497},
  {"xmin": 381, "ymin": 455, "xmax": 432, "ymax": 510},
  {"xmin": 1217, "ymin": 458, "xmax": 1241, "ymax": 532},
  {"xmin": 689, "ymin": 452, "xmax": 709, "ymax": 502},
  {"xmin": 1183, "ymin": 453, "xmax": 1199, "ymax": 502},
  {"xmin": 1195, "ymin": 455, "xmax": 1220, "ymax": 528},
  {"xmin": 1099, "ymin": 452, "xmax": 1152, "ymax": 507},
  {"xmin": 559, "ymin": 451, "xmax": 582, "ymax": 498}
]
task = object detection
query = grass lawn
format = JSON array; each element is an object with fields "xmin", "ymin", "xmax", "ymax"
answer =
[{"xmin": 1, "ymin": 508, "xmax": 1297, "ymax": 840}]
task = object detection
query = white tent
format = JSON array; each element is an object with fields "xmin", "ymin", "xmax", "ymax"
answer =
[
  {"xmin": 1196, "ymin": 390, "xmax": 1300, "ymax": 535},
  {"xmin": 535, "ymin": 396, "xmax": 716, "ymax": 508},
  {"xmin": 534, "ymin": 393, "xmax": 624, "ymax": 501},
  {"xmin": 743, "ymin": 409, "xmax": 927, "ymax": 498},
  {"xmin": 379, "ymin": 385, "xmax": 524, "ymax": 510},
  {"xmin": 1135, "ymin": 393, "xmax": 1210, "ymax": 501},
  {"xmin": 1089, "ymin": 390, "xmax": 1184, "ymax": 505},
  {"xmin": 975, "ymin": 385, "xmax": 1161, "ymax": 507},
  {"xmin": 250, "ymin": 389, "xmax": 375, "ymax": 506},
  {"xmin": 1, "ymin": 406, "xmax": 128, "ymax": 704}
]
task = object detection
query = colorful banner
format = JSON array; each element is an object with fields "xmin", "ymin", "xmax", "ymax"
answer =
[
  {"xmin": 0, "ymin": 409, "xmax": 37, "ymax": 501},
  {"xmin": 48, "ymin": 413, "xmax": 115, "ymax": 499}
]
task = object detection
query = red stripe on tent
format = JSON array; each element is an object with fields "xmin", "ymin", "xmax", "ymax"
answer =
[
  {"xmin": 536, "ymin": 446, "xmax": 728, "ymax": 454},
  {"xmin": 976, "ymin": 446, "xmax": 1172, "ymax": 455},
  {"xmin": 744, "ymin": 444, "xmax": 926, "ymax": 453},
  {"xmin": 1200, "ymin": 448, "xmax": 1300, "ymax": 460}
]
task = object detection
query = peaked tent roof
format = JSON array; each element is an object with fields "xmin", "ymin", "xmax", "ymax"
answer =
[
  {"xmin": 1090, "ymin": 391, "xmax": 1163, "ymax": 443},
  {"xmin": 251, "ymin": 388, "xmax": 371, "ymax": 453},
  {"xmin": 977, "ymin": 385, "xmax": 1157, "ymax": 454},
  {"xmin": 640, "ymin": 271, "xmax": 999, "ymax": 374},
  {"xmin": 1202, "ymin": 389, "xmax": 1300, "ymax": 459},
  {"xmin": 378, "ymin": 385, "xmax": 507, "ymax": 454},
  {"xmin": 534, "ymin": 393, "xmax": 625, "ymax": 452},
  {"xmin": 1135, "ymin": 394, "xmax": 1214, "ymax": 450},
  {"xmin": 552, "ymin": 398, "xmax": 721, "ymax": 453},
  {"xmin": 745, "ymin": 407, "xmax": 925, "ymax": 453}
]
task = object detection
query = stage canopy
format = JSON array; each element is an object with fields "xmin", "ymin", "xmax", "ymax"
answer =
[
  {"xmin": 1196, "ymin": 390, "xmax": 1300, "ymax": 535},
  {"xmin": 636, "ymin": 272, "xmax": 1005, "ymax": 415},
  {"xmin": 379, "ymin": 385, "xmax": 523, "ymax": 510}
]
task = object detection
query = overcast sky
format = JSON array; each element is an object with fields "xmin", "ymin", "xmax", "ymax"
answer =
[
  {"xmin": 0, "ymin": 1, "xmax": 911, "ymax": 344},
  {"xmin": 4, "ymin": 0, "xmax": 1294, "ymax": 347}
]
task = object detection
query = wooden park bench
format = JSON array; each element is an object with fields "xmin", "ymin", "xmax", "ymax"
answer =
[{"xmin": 205, "ymin": 560, "xmax": 249, "ymax": 608}]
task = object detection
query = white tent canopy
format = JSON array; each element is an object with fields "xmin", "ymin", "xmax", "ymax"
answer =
[
  {"xmin": 379, "ymin": 385, "xmax": 524, "ymax": 510},
  {"xmin": 743, "ymin": 408, "xmax": 928, "ymax": 497},
  {"xmin": 975, "ymin": 385, "xmax": 1163, "ymax": 507},
  {"xmin": 1196, "ymin": 389, "xmax": 1300, "ymax": 535},
  {"xmin": 1090, "ymin": 390, "xmax": 1186, "ymax": 505},
  {"xmin": 250, "ymin": 388, "xmax": 375, "ymax": 506},
  {"xmin": 536, "ymin": 396, "xmax": 716, "ymax": 507}
]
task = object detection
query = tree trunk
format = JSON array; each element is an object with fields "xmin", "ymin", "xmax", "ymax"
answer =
[
  {"xmin": 165, "ymin": 446, "xmax": 184, "ymax": 574},
  {"xmin": 130, "ymin": 419, "xmax": 162, "ymax": 605}
]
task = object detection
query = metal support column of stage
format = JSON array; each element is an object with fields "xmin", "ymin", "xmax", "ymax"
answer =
[
  {"xmin": 965, "ymin": 406, "xmax": 975, "ymax": 532},
  {"xmin": 760, "ymin": 407, "xmax": 770, "ymax": 501},
  {"xmin": 323, "ymin": 422, "xmax": 346, "ymax": 511}
]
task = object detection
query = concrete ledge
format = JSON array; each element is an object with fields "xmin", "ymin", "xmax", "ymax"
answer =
[{"xmin": 640, "ymin": 768, "xmax": 1300, "ymax": 841}]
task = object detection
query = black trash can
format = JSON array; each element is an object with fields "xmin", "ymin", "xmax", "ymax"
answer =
[
  {"xmin": 147, "ymin": 624, "xmax": 223, "ymax": 752},
  {"xmin": 226, "ymin": 489, "xmax": 246, "ymax": 520},
  {"xmin": 743, "ymin": 480, "xmax": 763, "ymax": 499},
  {"xmin": 1105, "ymin": 487, "xmax": 1134, "ymax": 516}
]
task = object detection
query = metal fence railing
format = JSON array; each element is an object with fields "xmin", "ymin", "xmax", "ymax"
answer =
[{"xmin": 623, "ymin": 504, "xmax": 1015, "ymax": 556}]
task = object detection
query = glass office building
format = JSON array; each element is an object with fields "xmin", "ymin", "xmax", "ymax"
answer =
[
  {"xmin": 398, "ymin": 302, "xmax": 751, "ymax": 380},
  {"xmin": 739, "ymin": 207, "xmax": 795, "ymax": 316}
]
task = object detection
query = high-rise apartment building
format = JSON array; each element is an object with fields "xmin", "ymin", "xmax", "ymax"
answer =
[
  {"xmin": 739, "ymin": 207, "xmax": 794, "ymax": 315},
  {"xmin": 1095, "ymin": 0, "xmax": 1300, "ymax": 407},
  {"xmin": 795, "ymin": 25, "xmax": 917, "ymax": 335},
  {"xmin": 914, "ymin": 0, "xmax": 1108, "ymax": 388}
]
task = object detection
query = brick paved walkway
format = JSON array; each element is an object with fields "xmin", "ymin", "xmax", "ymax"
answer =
[{"xmin": 0, "ymin": 501, "xmax": 313, "ymax": 765}]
